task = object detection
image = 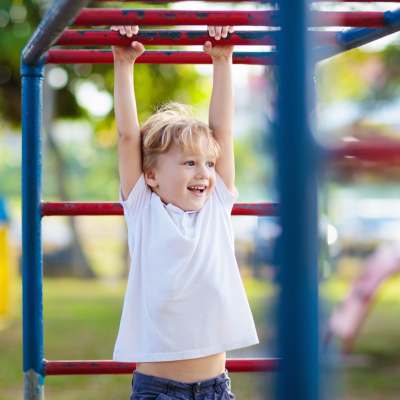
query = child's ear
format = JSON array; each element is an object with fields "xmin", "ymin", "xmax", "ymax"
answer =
[{"xmin": 144, "ymin": 169, "xmax": 158, "ymax": 188}]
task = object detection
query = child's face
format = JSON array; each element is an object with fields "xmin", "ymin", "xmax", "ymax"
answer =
[{"xmin": 145, "ymin": 140, "xmax": 217, "ymax": 212}]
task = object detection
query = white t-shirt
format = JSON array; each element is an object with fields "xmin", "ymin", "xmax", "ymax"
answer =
[{"xmin": 113, "ymin": 173, "xmax": 259, "ymax": 362}]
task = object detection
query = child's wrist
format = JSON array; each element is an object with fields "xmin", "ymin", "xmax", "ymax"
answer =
[
  {"xmin": 212, "ymin": 55, "xmax": 233, "ymax": 64},
  {"xmin": 114, "ymin": 59, "xmax": 136, "ymax": 68}
]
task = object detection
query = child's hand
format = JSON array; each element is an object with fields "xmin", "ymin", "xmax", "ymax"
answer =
[
  {"xmin": 111, "ymin": 25, "xmax": 145, "ymax": 64},
  {"xmin": 204, "ymin": 26, "xmax": 234, "ymax": 60}
]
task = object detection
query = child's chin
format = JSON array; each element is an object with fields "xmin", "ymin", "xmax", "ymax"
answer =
[{"xmin": 187, "ymin": 200, "xmax": 206, "ymax": 211}]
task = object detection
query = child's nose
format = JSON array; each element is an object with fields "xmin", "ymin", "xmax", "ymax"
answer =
[{"xmin": 196, "ymin": 164, "xmax": 209, "ymax": 177}]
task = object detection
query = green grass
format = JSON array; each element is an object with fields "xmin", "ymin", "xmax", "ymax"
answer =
[
  {"xmin": 0, "ymin": 278, "xmax": 271, "ymax": 400},
  {"xmin": 1, "ymin": 276, "xmax": 400, "ymax": 399}
]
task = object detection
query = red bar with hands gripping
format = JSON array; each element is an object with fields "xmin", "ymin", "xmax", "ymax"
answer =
[
  {"xmin": 56, "ymin": 30, "xmax": 338, "ymax": 47},
  {"xmin": 57, "ymin": 30, "xmax": 276, "ymax": 46}
]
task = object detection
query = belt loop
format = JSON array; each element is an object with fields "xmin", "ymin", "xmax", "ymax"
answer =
[
  {"xmin": 192, "ymin": 381, "xmax": 201, "ymax": 394},
  {"xmin": 166, "ymin": 382, "xmax": 172, "ymax": 397}
]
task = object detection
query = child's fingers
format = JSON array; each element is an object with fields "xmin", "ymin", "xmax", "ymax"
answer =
[
  {"xmin": 111, "ymin": 26, "xmax": 124, "ymax": 34},
  {"xmin": 221, "ymin": 26, "xmax": 229, "ymax": 38},
  {"xmin": 125, "ymin": 26, "xmax": 134, "ymax": 37},
  {"xmin": 228, "ymin": 26, "xmax": 235, "ymax": 34},
  {"xmin": 131, "ymin": 41, "xmax": 145, "ymax": 54},
  {"xmin": 132, "ymin": 25, "xmax": 139, "ymax": 35},
  {"xmin": 208, "ymin": 26, "xmax": 216, "ymax": 38},
  {"xmin": 214, "ymin": 26, "xmax": 222, "ymax": 40},
  {"xmin": 203, "ymin": 41, "xmax": 212, "ymax": 53}
]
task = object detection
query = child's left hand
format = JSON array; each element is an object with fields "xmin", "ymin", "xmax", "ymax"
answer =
[{"xmin": 204, "ymin": 26, "xmax": 234, "ymax": 59}]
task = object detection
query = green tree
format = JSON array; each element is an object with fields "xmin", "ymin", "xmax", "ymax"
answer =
[{"xmin": 0, "ymin": 1, "xmax": 211, "ymax": 278}]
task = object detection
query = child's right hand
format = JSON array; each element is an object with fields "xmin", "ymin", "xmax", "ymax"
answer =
[{"xmin": 111, "ymin": 25, "xmax": 145, "ymax": 64}]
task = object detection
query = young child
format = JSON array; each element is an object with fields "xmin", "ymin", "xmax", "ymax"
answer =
[{"xmin": 111, "ymin": 25, "xmax": 259, "ymax": 400}]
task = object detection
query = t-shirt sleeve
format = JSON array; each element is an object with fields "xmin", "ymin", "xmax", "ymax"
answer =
[
  {"xmin": 214, "ymin": 173, "xmax": 239, "ymax": 213},
  {"xmin": 119, "ymin": 174, "xmax": 151, "ymax": 216}
]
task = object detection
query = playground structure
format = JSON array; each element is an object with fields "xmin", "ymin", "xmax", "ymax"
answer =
[{"xmin": 20, "ymin": 1, "xmax": 400, "ymax": 399}]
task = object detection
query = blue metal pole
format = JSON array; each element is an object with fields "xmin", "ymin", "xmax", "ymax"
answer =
[
  {"xmin": 274, "ymin": 0, "xmax": 320, "ymax": 399},
  {"xmin": 22, "ymin": 0, "xmax": 91, "ymax": 65},
  {"xmin": 21, "ymin": 61, "xmax": 45, "ymax": 400},
  {"xmin": 316, "ymin": 8, "xmax": 400, "ymax": 61}
]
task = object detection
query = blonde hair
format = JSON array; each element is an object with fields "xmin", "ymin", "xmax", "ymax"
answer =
[{"xmin": 141, "ymin": 102, "xmax": 221, "ymax": 172}]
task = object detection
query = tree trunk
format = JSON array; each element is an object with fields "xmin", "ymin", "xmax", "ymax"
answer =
[{"xmin": 43, "ymin": 67, "xmax": 96, "ymax": 279}]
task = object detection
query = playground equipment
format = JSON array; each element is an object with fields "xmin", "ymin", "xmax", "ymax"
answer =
[
  {"xmin": 20, "ymin": 1, "xmax": 400, "ymax": 399},
  {"xmin": 0, "ymin": 197, "xmax": 10, "ymax": 320}
]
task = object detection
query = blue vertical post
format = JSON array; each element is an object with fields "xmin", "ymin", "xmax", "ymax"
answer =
[
  {"xmin": 274, "ymin": 0, "xmax": 320, "ymax": 399},
  {"xmin": 21, "ymin": 61, "xmax": 45, "ymax": 400}
]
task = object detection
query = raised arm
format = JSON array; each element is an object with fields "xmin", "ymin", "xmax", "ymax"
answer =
[
  {"xmin": 111, "ymin": 25, "xmax": 145, "ymax": 200},
  {"xmin": 204, "ymin": 26, "xmax": 236, "ymax": 194}
]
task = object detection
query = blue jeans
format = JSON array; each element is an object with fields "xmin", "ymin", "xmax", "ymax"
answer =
[{"xmin": 130, "ymin": 369, "xmax": 236, "ymax": 400}]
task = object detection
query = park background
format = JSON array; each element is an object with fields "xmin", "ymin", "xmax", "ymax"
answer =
[{"xmin": 1, "ymin": 1, "xmax": 400, "ymax": 399}]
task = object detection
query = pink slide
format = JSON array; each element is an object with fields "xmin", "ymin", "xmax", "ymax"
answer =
[{"xmin": 327, "ymin": 242, "xmax": 400, "ymax": 353}]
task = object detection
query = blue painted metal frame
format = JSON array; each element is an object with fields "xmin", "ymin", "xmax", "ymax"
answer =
[
  {"xmin": 21, "ymin": 61, "xmax": 45, "ymax": 400},
  {"xmin": 22, "ymin": 0, "xmax": 90, "ymax": 65},
  {"xmin": 317, "ymin": 8, "xmax": 400, "ymax": 60},
  {"xmin": 20, "ymin": 2, "xmax": 400, "ymax": 400},
  {"xmin": 275, "ymin": 0, "xmax": 320, "ymax": 399}
]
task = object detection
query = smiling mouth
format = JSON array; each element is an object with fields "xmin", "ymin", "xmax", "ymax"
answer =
[{"xmin": 187, "ymin": 185, "xmax": 207, "ymax": 195}]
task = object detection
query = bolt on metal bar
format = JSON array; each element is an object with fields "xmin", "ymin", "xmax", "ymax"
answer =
[{"xmin": 22, "ymin": 0, "xmax": 91, "ymax": 65}]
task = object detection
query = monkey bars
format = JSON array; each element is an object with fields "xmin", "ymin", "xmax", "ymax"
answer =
[{"xmin": 20, "ymin": 1, "xmax": 400, "ymax": 400}]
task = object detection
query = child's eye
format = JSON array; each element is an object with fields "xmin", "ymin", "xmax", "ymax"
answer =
[
  {"xmin": 207, "ymin": 161, "xmax": 215, "ymax": 168},
  {"xmin": 185, "ymin": 161, "xmax": 195, "ymax": 166}
]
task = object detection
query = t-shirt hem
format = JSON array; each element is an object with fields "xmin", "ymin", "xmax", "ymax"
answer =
[{"xmin": 113, "ymin": 337, "xmax": 260, "ymax": 362}]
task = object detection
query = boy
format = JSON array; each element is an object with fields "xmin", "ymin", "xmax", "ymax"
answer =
[{"xmin": 112, "ymin": 25, "xmax": 259, "ymax": 399}]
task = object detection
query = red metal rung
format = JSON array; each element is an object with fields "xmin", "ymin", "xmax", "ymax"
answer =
[
  {"xmin": 41, "ymin": 202, "xmax": 278, "ymax": 217},
  {"xmin": 56, "ymin": 30, "xmax": 338, "ymax": 47},
  {"xmin": 330, "ymin": 139, "xmax": 400, "ymax": 165},
  {"xmin": 73, "ymin": 9, "xmax": 273, "ymax": 27},
  {"xmin": 44, "ymin": 358, "xmax": 279, "ymax": 375},
  {"xmin": 73, "ymin": 9, "xmax": 390, "ymax": 28},
  {"xmin": 46, "ymin": 50, "xmax": 274, "ymax": 65},
  {"xmin": 56, "ymin": 30, "xmax": 276, "ymax": 47}
]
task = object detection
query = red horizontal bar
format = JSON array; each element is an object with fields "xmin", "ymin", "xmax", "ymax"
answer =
[
  {"xmin": 74, "ymin": 9, "xmax": 273, "ymax": 26},
  {"xmin": 44, "ymin": 358, "xmax": 279, "ymax": 375},
  {"xmin": 95, "ymin": 0, "xmax": 269, "ymax": 2},
  {"xmin": 41, "ymin": 202, "xmax": 278, "ymax": 217},
  {"xmin": 57, "ymin": 30, "xmax": 276, "ymax": 46},
  {"xmin": 73, "ymin": 9, "xmax": 392, "ymax": 28},
  {"xmin": 56, "ymin": 30, "xmax": 338, "ymax": 47},
  {"xmin": 330, "ymin": 140, "xmax": 400, "ymax": 164},
  {"xmin": 96, "ymin": 1, "xmax": 400, "ymax": 3},
  {"xmin": 46, "ymin": 49, "xmax": 274, "ymax": 65}
]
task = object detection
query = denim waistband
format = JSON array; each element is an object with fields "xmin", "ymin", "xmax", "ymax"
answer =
[{"xmin": 133, "ymin": 368, "xmax": 231, "ymax": 396}]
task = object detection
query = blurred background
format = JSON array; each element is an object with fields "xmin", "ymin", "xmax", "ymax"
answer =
[{"xmin": 1, "ymin": 1, "xmax": 400, "ymax": 399}]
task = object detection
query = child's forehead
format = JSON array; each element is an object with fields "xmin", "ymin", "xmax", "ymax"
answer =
[{"xmin": 170, "ymin": 142, "xmax": 216, "ymax": 159}]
